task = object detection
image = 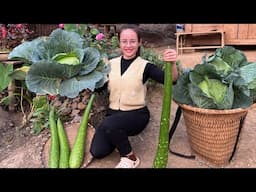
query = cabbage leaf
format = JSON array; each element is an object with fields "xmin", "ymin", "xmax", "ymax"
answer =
[
  {"xmin": 173, "ymin": 46, "xmax": 255, "ymax": 109},
  {"xmin": 8, "ymin": 29, "xmax": 110, "ymax": 98}
]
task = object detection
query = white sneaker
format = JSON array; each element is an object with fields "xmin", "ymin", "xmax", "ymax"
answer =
[{"xmin": 115, "ymin": 157, "xmax": 140, "ymax": 168}]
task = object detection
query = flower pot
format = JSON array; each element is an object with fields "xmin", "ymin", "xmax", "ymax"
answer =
[{"xmin": 178, "ymin": 103, "xmax": 252, "ymax": 166}]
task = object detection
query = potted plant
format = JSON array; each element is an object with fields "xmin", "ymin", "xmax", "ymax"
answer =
[{"xmin": 172, "ymin": 46, "xmax": 256, "ymax": 165}]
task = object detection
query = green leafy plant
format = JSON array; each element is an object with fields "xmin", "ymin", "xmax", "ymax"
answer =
[
  {"xmin": 140, "ymin": 46, "xmax": 165, "ymax": 86},
  {"xmin": 0, "ymin": 63, "xmax": 33, "ymax": 115},
  {"xmin": 0, "ymin": 63, "xmax": 13, "ymax": 92},
  {"xmin": 173, "ymin": 46, "xmax": 256, "ymax": 109},
  {"xmin": 30, "ymin": 95, "xmax": 50, "ymax": 134},
  {"xmin": 61, "ymin": 24, "xmax": 88, "ymax": 37},
  {"xmin": 8, "ymin": 28, "xmax": 110, "ymax": 98},
  {"xmin": 61, "ymin": 24, "xmax": 120, "ymax": 59},
  {"xmin": 140, "ymin": 46, "xmax": 165, "ymax": 70},
  {"xmin": 7, "ymin": 28, "xmax": 113, "ymax": 134}
]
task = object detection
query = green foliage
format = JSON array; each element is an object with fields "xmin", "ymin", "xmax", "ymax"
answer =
[
  {"xmin": 173, "ymin": 46, "xmax": 255, "ymax": 109},
  {"xmin": 111, "ymin": 35, "xmax": 119, "ymax": 49},
  {"xmin": 6, "ymin": 24, "xmax": 119, "ymax": 135},
  {"xmin": 63, "ymin": 24, "xmax": 88, "ymax": 37},
  {"xmin": 8, "ymin": 29, "xmax": 110, "ymax": 98},
  {"xmin": 195, "ymin": 77, "xmax": 232, "ymax": 109},
  {"xmin": 140, "ymin": 46, "xmax": 164, "ymax": 70},
  {"xmin": 214, "ymin": 45, "xmax": 248, "ymax": 68},
  {"xmin": 8, "ymin": 66, "xmax": 29, "ymax": 81},
  {"xmin": 140, "ymin": 46, "xmax": 165, "ymax": 86},
  {"xmin": 52, "ymin": 53, "xmax": 80, "ymax": 65},
  {"xmin": 30, "ymin": 95, "xmax": 50, "ymax": 134},
  {"xmin": 198, "ymin": 77, "xmax": 228, "ymax": 103},
  {"xmin": 207, "ymin": 55, "xmax": 232, "ymax": 76},
  {"xmin": 0, "ymin": 63, "xmax": 13, "ymax": 92},
  {"xmin": 63, "ymin": 24, "xmax": 120, "ymax": 59}
]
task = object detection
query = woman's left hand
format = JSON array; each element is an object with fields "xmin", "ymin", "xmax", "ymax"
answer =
[{"xmin": 163, "ymin": 48, "xmax": 177, "ymax": 62}]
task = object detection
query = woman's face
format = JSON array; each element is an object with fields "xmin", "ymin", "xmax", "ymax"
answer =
[{"xmin": 119, "ymin": 29, "xmax": 140, "ymax": 59}]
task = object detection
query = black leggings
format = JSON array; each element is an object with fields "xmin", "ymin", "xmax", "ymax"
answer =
[{"xmin": 90, "ymin": 106, "xmax": 150, "ymax": 158}]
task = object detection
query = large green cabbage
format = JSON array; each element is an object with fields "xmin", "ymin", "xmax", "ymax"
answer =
[
  {"xmin": 8, "ymin": 29, "xmax": 110, "ymax": 98},
  {"xmin": 198, "ymin": 77, "xmax": 227, "ymax": 104},
  {"xmin": 173, "ymin": 46, "xmax": 255, "ymax": 109}
]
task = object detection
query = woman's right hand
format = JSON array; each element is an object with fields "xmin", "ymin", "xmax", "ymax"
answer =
[{"xmin": 163, "ymin": 48, "xmax": 177, "ymax": 62}]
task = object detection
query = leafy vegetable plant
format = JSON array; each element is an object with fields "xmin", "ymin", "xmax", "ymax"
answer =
[
  {"xmin": 8, "ymin": 28, "xmax": 110, "ymax": 98},
  {"xmin": 173, "ymin": 46, "xmax": 256, "ymax": 109}
]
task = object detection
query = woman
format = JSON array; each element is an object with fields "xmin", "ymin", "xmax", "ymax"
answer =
[{"xmin": 90, "ymin": 24, "xmax": 178, "ymax": 168}]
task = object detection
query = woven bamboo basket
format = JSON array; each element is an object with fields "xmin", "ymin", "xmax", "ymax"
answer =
[{"xmin": 178, "ymin": 103, "xmax": 250, "ymax": 166}]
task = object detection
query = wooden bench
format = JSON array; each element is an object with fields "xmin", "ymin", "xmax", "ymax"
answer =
[{"xmin": 176, "ymin": 30, "xmax": 225, "ymax": 55}]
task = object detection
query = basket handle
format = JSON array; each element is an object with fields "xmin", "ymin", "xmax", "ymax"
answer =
[
  {"xmin": 168, "ymin": 106, "xmax": 195, "ymax": 159},
  {"xmin": 229, "ymin": 113, "xmax": 247, "ymax": 162}
]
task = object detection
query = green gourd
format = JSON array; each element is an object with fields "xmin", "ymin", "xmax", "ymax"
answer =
[
  {"xmin": 153, "ymin": 61, "xmax": 172, "ymax": 168},
  {"xmin": 57, "ymin": 118, "xmax": 70, "ymax": 168},
  {"xmin": 69, "ymin": 93, "xmax": 95, "ymax": 168},
  {"xmin": 48, "ymin": 107, "xmax": 60, "ymax": 168}
]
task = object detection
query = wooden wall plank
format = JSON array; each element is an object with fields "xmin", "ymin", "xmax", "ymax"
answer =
[
  {"xmin": 238, "ymin": 24, "xmax": 249, "ymax": 39},
  {"xmin": 191, "ymin": 24, "xmax": 223, "ymax": 32},
  {"xmin": 248, "ymin": 24, "xmax": 256, "ymax": 39}
]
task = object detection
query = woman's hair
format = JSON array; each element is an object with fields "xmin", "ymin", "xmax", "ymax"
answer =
[{"xmin": 118, "ymin": 24, "xmax": 141, "ymax": 56}]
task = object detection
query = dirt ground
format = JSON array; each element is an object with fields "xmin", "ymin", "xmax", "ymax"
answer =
[{"xmin": 1, "ymin": 47, "xmax": 256, "ymax": 168}]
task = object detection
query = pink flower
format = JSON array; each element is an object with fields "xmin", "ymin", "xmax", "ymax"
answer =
[
  {"xmin": 59, "ymin": 24, "xmax": 64, "ymax": 29},
  {"xmin": 15, "ymin": 24, "xmax": 23, "ymax": 29},
  {"xmin": 1, "ymin": 26, "xmax": 7, "ymax": 38},
  {"xmin": 96, "ymin": 33, "xmax": 105, "ymax": 41},
  {"xmin": 0, "ymin": 24, "xmax": 34, "ymax": 50}
]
